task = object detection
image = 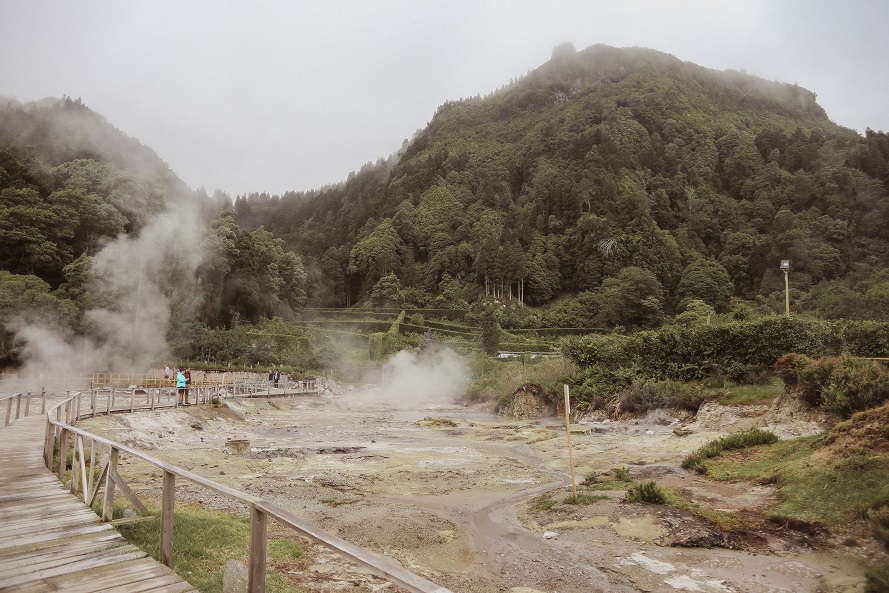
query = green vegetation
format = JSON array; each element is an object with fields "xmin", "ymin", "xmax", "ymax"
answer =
[
  {"xmin": 612, "ymin": 466, "xmax": 632, "ymax": 482},
  {"xmin": 565, "ymin": 492, "xmax": 609, "ymax": 505},
  {"xmin": 626, "ymin": 480, "xmax": 667, "ymax": 505},
  {"xmin": 118, "ymin": 502, "xmax": 304, "ymax": 593},
  {"xmin": 715, "ymin": 378, "xmax": 784, "ymax": 406},
  {"xmin": 682, "ymin": 428, "xmax": 780, "ymax": 474},
  {"xmin": 776, "ymin": 353, "xmax": 889, "ymax": 418},
  {"xmin": 3, "ymin": 44, "xmax": 889, "ymax": 372},
  {"xmin": 701, "ymin": 406, "xmax": 889, "ymax": 527}
]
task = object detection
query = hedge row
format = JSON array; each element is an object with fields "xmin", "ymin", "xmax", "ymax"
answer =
[{"xmin": 562, "ymin": 317, "xmax": 889, "ymax": 382}]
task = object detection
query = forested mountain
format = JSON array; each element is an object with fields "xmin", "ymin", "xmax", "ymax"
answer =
[
  {"xmin": 238, "ymin": 43, "xmax": 889, "ymax": 324},
  {"xmin": 3, "ymin": 43, "xmax": 889, "ymax": 370},
  {"xmin": 0, "ymin": 96, "xmax": 194, "ymax": 285}
]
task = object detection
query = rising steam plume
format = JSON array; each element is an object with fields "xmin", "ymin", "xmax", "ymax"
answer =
[
  {"xmin": 4, "ymin": 200, "xmax": 204, "ymax": 391},
  {"xmin": 359, "ymin": 347, "xmax": 469, "ymax": 408}
]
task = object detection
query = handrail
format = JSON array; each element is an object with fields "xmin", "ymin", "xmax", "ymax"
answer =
[
  {"xmin": 43, "ymin": 391, "xmax": 451, "ymax": 593},
  {"xmin": 2, "ymin": 390, "xmax": 47, "ymax": 427}
]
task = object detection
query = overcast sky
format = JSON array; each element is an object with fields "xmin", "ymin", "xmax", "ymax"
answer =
[{"xmin": 2, "ymin": 1, "xmax": 887, "ymax": 197}]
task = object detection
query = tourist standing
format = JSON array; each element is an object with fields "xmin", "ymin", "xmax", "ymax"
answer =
[
  {"xmin": 184, "ymin": 368, "xmax": 192, "ymax": 404},
  {"xmin": 176, "ymin": 369, "xmax": 186, "ymax": 405},
  {"xmin": 273, "ymin": 368, "xmax": 280, "ymax": 388}
]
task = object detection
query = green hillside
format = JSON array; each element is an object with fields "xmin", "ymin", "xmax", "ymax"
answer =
[
  {"xmin": 240, "ymin": 44, "xmax": 889, "ymax": 322},
  {"xmin": 3, "ymin": 44, "xmax": 889, "ymax": 368}
]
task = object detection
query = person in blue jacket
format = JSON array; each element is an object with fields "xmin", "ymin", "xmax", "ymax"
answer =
[{"xmin": 176, "ymin": 369, "xmax": 187, "ymax": 405}]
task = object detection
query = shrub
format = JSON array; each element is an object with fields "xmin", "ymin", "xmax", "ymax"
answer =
[
  {"xmin": 866, "ymin": 563, "xmax": 889, "ymax": 593},
  {"xmin": 783, "ymin": 355, "xmax": 889, "ymax": 416},
  {"xmin": 868, "ymin": 505, "xmax": 889, "ymax": 551},
  {"xmin": 613, "ymin": 466, "xmax": 632, "ymax": 482},
  {"xmin": 616, "ymin": 379, "xmax": 707, "ymax": 414},
  {"xmin": 681, "ymin": 453, "xmax": 708, "ymax": 474},
  {"xmin": 819, "ymin": 361, "xmax": 889, "ymax": 418},
  {"xmin": 627, "ymin": 480, "xmax": 667, "ymax": 504}
]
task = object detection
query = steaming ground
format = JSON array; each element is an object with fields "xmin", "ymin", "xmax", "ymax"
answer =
[
  {"xmin": 76, "ymin": 388, "xmax": 881, "ymax": 593},
  {"xmin": 362, "ymin": 347, "xmax": 469, "ymax": 408}
]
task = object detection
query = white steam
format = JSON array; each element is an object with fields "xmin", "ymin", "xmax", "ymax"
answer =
[
  {"xmin": 11, "ymin": 200, "xmax": 203, "ymax": 385},
  {"xmin": 361, "ymin": 348, "xmax": 469, "ymax": 408}
]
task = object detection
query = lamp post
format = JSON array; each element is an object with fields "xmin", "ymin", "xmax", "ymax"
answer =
[{"xmin": 780, "ymin": 260, "xmax": 790, "ymax": 316}]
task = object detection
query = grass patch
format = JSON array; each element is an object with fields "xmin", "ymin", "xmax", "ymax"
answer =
[
  {"xmin": 612, "ymin": 466, "xmax": 632, "ymax": 482},
  {"xmin": 683, "ymin": 429, "xmax": 780, "ymax": 474},
  {"xmin": 531, "ymin": 487, "xmax": 610, "ymax": 511},
  {"xmin": 716, "ymin": 378, "xmax": 784, "ymax": 406},
  {"xmin": 565, "ymin": 492, "xmax": 609, "ymax": 505},
  {"xmin": 661, "ymin": 488, "xmax": 745, "ymax": 532},
  {"xmin": 533, "ymin": 496, "xmax": 558, "ymax": 511},
  {"xmin": 704, "ymin": 434, "xmax": 889, "ymax": 526},
  {"xmin": 118, "ymin": 501, "xmax": 304, "ymax": 593}
]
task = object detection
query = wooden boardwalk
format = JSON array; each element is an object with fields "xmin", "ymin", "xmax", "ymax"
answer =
[{"xmin": 0, "ymin": 415, "xmax": 195, "ymax": 593}]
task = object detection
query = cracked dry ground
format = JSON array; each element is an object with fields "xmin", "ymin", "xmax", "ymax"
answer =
[{"xmin": 80, "ymin": 393, "xmax": 883, "ymax": 593}]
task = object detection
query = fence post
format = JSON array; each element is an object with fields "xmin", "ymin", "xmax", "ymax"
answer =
[
  {"xmin": 41, "ymin": 389, "xmax": 46, "ymax": 414},
  {"xmin": 57, "ymin": 427, "xmax": 68, "ymax": 482},
  {"xmin": 248, "ymin": 505, "xmax": 268, "ymax": 593},
  {"xmin": 15, "ymin": 393, "xmax": 22, "ymax": 420},
  {"xmin": 43, "ymin": 416, "xmax": 54, "ymax": 469},
  {"xmin": 24, "ymin": 392, "xmax": 32, "ymax": 417},
  {"xmin": 102, "ymin": 447, "xmax": 118, "ymax": 521},
  {"xmin": 161, "ymin": 470, "xmax": 175, "ymax": 567},
  {"xmin": 5, "ymin": 396, "xmax": 12, "ymax": 426}
]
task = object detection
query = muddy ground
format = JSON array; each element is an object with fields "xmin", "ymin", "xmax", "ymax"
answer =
[{"xmin": 79, "ymin": 389, "xmax": 883, "ymax": 593}]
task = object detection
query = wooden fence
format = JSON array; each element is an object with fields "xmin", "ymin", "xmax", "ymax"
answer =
[{"xmin": 42, "ymin": 391, "xmax": 451, "ymax": 593}]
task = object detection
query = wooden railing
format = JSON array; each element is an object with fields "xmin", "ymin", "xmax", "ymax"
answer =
[
  {"xmin": 44, "ymin": 391, "xmax": 451, "ymax": 593},
  {"xmin": 2, "ymin": 391, "xmax": 48, "ymax": 427}
]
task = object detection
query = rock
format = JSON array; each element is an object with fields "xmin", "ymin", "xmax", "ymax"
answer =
[
  {"xmin": 543, "ymin": 531, "xmax": 559, "ymax": 539},
  {"xmin": 223, "ymin": 559, "xmax": 248, "ymax": 593},
  {"xmin": 500, "ymin": 384, "xmax": 556, "ymax": 419},
  {"xmin": 122, "ymin": 509, "xmax": 137, "ymax": 519},
  {"xmin": 669, "ymin": 526, "xmax": 739, "ymax": 549},
  {"xmin": 226, "ymin": 438, "xmax": 250, "ymax": 454},
  {"xmin": 673, "ymin": 427, "xmax": 694, "ymax": 436},
  {"xmin": 191, "ymin": 420, "xmax": 205, "ymax": 430}
]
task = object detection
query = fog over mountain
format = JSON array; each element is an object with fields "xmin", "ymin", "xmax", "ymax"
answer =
[{"xmin": 1, "ymin": 1, "xmax": 887, "ymax": 197}]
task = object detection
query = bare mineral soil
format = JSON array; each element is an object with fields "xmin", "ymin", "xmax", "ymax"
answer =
[{"xmin": 79, "ymin": 389, "xmax": 883, "ymax": 593}]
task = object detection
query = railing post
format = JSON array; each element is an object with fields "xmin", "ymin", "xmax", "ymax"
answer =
[
  {"xmin": 92, "ymin": 389, "xmax": 97, "ymax": 418},
  {"xmin": 24, "ymin": 391, "xmax": 32, "ymax": 417},
  {"xmin": 248, "ymin": 504, "xmax": 268, "ymax": 593},
  {"xmin": 41, "ymin": 389, "xmax": 46, "ymax": 414},
  {"xmin": 5, "ymin": 396, "xmax": 12, "ymax": 426},
  {"xmin": 87, "ymin": 439, "xmax": 97, "ymax": 498},
  {"xmin": 15, "ymin": 393, "xmax": 22, "ymax": 420},
  {"xmin": 161, "ymin": 470, "xmax": 175, "ymax": 567},
  {"xmin": 130, "ymin": 389, "xmax": 135, "ymax": 413},
  {"xmin": 70, "ymin": 435, "xmax": 79, "ymax": 494},
  {"xmin": 57, "ymin": 427, "xmax": 68, "ymax": 482},
  {"xmin": 76, "ymin": 392, "xmax": 82, "ymax": 420},
  {"xmin": 43, "ymin": 416, "xmax": 54, "ymax": 469},
  {"xmin": 102, "ymin": 447, "xmax": 118, "ymax": 521}
]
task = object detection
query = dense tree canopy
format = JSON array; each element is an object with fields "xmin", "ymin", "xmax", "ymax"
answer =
[{"xmin": 4, "ymin": 44, "xmax": 889, "ymax": 364}]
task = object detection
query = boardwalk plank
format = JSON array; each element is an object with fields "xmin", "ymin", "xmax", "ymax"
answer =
[{"xmin": 0, "ymin": 416, "xmax": 194, "ymax": 593}]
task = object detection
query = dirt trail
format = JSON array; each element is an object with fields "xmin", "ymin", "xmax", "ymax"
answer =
[{"xmin": 79, "ymin": 392, "xmax": 881, "ymax": 593}]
